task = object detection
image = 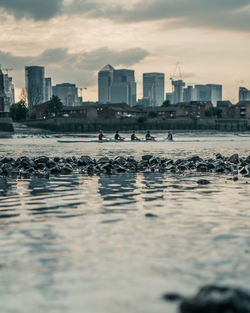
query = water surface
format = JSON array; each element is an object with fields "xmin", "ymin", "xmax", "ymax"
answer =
[{"xmin": 1, "ymin": 132, "xmax": 250, "ymax": 313}]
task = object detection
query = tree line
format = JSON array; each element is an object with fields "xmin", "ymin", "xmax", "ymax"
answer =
[{"xmin": 10, "ymin": 96, "xmax": 63, "ymax": 121}]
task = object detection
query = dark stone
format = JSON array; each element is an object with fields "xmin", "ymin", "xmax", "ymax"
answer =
[
  {"xmin": 145, "ymin": 213, "xmax": 158, "ymax": 218},
  {"xmin": 197, "ymin": 179, "xmax": 210, "ymax": 185},
  {"xmin": 36, "ymin": 163, "xmax": 46, "ymax": 170},
  {"xmin": 162, "ymin": 293, "xmax": 182, "ymax": 302},
  {"xmin": 53, "ymin": 157, "xmax": 60, "ymax": 163},
  {"xmin": 180, "ymin": 285, "xmax": 250, "ymax": 313},
  {"xmin": 114, "ymin": 156, "xmax": 126, "ymax": 165},
  {"xmin": 216, "ymin": 153, "xmax": 224, "ymax": 160},
  {"xmin": 35, "ymin": 156, "xmax": 50, "ymax": 164},
  {"xmin": 229, "ymin": 154, "xmax": 239, "ymax": 164},
  {"xmin": 142, "ymin": 155, "xmax": 153, "ymax": 161},
  {"xmin": 98, "ymin": 157, "xmax": 110, "ymax": 164},
  {"xmin": 240, "ymin": 167, "xmax": 248, "ymax": 175},
  {"xmin": 50, "ymin": 166, "xmax": 62, "ymax": 174},
  {"xmin": 196, "ymin": 163, "xmax": 209, "ymax": 172},
  {"xmin": 188, "ymin": 156, "xmax": 203, "ymax": 163}
]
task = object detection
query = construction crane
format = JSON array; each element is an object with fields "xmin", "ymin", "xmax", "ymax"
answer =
[
  {"xmin": 170, "ymin": 62, "xmax": 183, "ymax": 82},
  {"xmin": 3, "ymin": 68, "xmax": 13, "ymax": 76}
]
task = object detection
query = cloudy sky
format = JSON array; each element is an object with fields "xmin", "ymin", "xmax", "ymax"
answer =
[{"xmin": 0, "ymin": 0, "xmax": 250, "ymax": 102}]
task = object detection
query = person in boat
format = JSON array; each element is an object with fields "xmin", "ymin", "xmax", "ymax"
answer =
[
  {"xmin": 167, "ymin": 131, "xmax": 173, "ymax": 141},
  {"xmin": 131, "ymin": 130, "xmax": 140, "ymax": 141},
  {"xmin": 98, "ymin": 130, "xmax": 105, "ymax": 141},
  {"xmin": 145, "ymin": 130, "xmax": 155, "ymax": 141},
  {"xmin": 114, "ymin": 130, "xmax": 124, "ymax": 141}
]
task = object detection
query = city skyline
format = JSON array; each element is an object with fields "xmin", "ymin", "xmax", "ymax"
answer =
[{"xmin": 0, "ymin": 0, "xmax": 250, "ymax": 103}]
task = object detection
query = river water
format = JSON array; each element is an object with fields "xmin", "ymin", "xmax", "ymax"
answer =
[{"xmin": 1, "ymin": 132, "xmax": 250, "ymax": 313}]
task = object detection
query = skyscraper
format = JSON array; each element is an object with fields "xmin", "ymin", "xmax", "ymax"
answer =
[
  {"xmin": 195, "ymin": 84, "xmax": 222, "ymax": 106},
  {"xmin": 143, "ymin": 73, "xmax": 165, "ymax": 106},
  {"xmin": 25, "ymin": 66, "xmax": 45, "ymax": 106},
  {"xmin": 3, "ymin": 74, "xmax": 15, "ymax": 111},
  {"xmin": 52, "ymin": 83, "xmax": 80, "ymax": 106},
  {"xmin": 111, "ymin": 69, "xmax": 137, "ymax": 107},
  {"xmin": 183, "ymin": 85, "xmax": 198, "ymax": 102},
  {"xmin": 98, "ymin": 64, "xmax": 114, "ymax": 104},
  {"xmin": 239, "ymin": 87, "xmax": 250, "ymax": 101},
  {"xmin": 171, "ymin": 79, "xmax": 185, "ymax": 104},
  {"xmin": 45, "ymin": 77, "xmax": 52, "ymax": 101},
  {"xmin": 0, "ymin": 68, "xmax": 7, "ymax": 112}
]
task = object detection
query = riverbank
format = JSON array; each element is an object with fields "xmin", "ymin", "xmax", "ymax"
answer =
[{"xmin": 23, "ymin": 117, "xmax": 250, "ymax": 132}]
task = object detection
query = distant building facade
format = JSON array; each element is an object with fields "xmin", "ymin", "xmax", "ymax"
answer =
[
  {"xmin": 98, "ymin": 65, "xmax": 137, "ymax": 106},
  {"xmin": 45, "ymin": 77, "xmax": 52, "ymax": 101},
  {"xmin": 171, "ymin": 79, "xmax": 185, "ymax": 104},
  {"xmin": 143, "ymin": 72, "xmax": 165, "ymax": 106},
  {"xmin": 239, "ymin": 87, "xmax": 250, "ymax": 101},
  {"xmin": 195, "ymin": 84, "xmax": 222, "ymax": 106},
  {"xmin": 111, "ymin": 69, "xmax": 136, "ymax": 107},
  {"xmin": 0, "ymin": 68, "xmax": 8, "ymax": 112},
  {"xmin": 25, "ymin": 66, "xmax": 45, "ymax": 106},
  {"xmin": 98, "ymin": 64, "xmax": 114, "ymax": 104},
  {"xmin": 183, "ymin": 85, "xmax": 198, "ymax": 102},
  {"xmin": 52, "ymin": 83, "xmax": 80, "ymax": 106},
  {"xmin": 3, "ymin": 74, "xmax": 15, "ymax": 111}
]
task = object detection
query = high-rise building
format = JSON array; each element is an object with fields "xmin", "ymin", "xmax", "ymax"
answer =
[
  {"xmin": 171, "ymin": 79, "xmax": 185, "ymax": 104},
  {"xmin": 25, "ymin": 66, "xmax": 45, "ymax": 106},
  {"xmin": 98, "ymin": 65, "xmax": 137, "ymax": 106},
  {"xmin": 98, "ymin": 64, "xmax": 114, "ymax": 104},
  {"xmin": 143, "ymin": 73, "xmax": 165, "ymax": 107},
  {"xmin": 195, "ymin": 84, "xmax": 222, "ymax": 106},
  {"xmin": 45, "ymin": 77, "xmax": 52, "ymax": 101},
  {"xmin": 52, "ymin": 83, "xmax": 80, "ymax": 106},
  {"xmin": 183, "ymin": 85, "xmax": 197, "ymax": 102},
  {"xmin": 110, "ymin": 69, "xmax": 137, "ymax": 107},
  {"xmin": 239, "ymin": 87, "xmax": 250, "ymax": 101},
  {"xmin": 0, "ymin": 68, "xmax": 7, "ymax": 112},
  {"xmin": 3, "ymin": 74, "xmax": 15, "ymax": 111}
]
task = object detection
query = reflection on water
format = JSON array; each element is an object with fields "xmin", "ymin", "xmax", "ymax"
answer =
[{"xmin": 1, "ymin": 134, "xmax": 250, "ymax": 313}]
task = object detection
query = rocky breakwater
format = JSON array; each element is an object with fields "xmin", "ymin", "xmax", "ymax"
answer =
[{"xmin": 1, "ymin": 153, "xmax": 250, "ymax": 179}]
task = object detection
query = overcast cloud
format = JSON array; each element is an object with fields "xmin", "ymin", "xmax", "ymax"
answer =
[
  {"xmin": 0, "ymin": 0, "xmax": 250, "ymax": 32},
  {"xmin": 0, "ymin": 47, "xmax": 149, "ymax": 87},
  {"xmin": 0, "ymin": 0, "xmax": 249, "ymax": 101}
]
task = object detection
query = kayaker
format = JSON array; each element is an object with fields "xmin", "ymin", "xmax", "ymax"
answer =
[
  {"xmin": 145, "ymin": 130, "xmax": 155, "ymax": 141},
  {"xmin": 98, "ymin": 130, "xmax": 105, "ymax": 141},
  {"xmin": 131, "ymin": 130, "xmax": 140, "ymax": 141}
]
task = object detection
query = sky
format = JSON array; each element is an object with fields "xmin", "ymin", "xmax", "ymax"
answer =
[{"xmin": 0, "ymin": 0, "xmax": 250, "ymax": 103}]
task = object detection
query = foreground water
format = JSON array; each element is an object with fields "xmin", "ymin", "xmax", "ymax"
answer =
[{"xmin": 1, "ymin": 132, "xmax": 250, "ymax": 313}]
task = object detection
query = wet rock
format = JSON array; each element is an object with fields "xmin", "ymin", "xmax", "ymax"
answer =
[
  {"xmin": 35, "ymin": 156, "xmax": 50, "ymax": 164},
  {"xmin": 163, "ymin": 285, "xmax": 250, "ymax": 313},
  {"xmin": 240, "ymin": 167, "xmax": 248, "ymax": 175},
  {"xmin": 98, "ymin": 157, "xmax": 110, "ymax": 164},
  {"xmin": 114, "ymin": 156, "xmax": 126, "ymax": 165},
  {"xmin": 216, "ymin": 153, "xmax": 224, "ymax": 160},
  {"xmin": 145, "ymin": 213, "xmax": 158, "ymax": 218},
  {"xmin": 196, "ymin": 163, "xmax": 209, "ymax": 172},
  {"xmin": 229, "ymin": 153, "xmax": 239, "ymax": 164},
  {"xmin": 50, "ymin": 166, "xmax": 62, "ymax": 174},
  {"xmin": 36, "ymin": 163, "xmax": 46, "ymax": 170},
  {"xmin": 188, "ymin": 156, "xmax": 203, "ymax": 163},
  {"xmin": 142, "ymin": 155, "xmax": 153, "ymax": 161},
  {"xmin": 181, "ymin": 285, "xmax": 250, "ymax": 313},
  {"xmin": 53, "ymin": 157, "xmax": 60, "ymax": 163},
  {"xmin": 197, "ymin": 179, "xmax": 210, "ymax": 185}
]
